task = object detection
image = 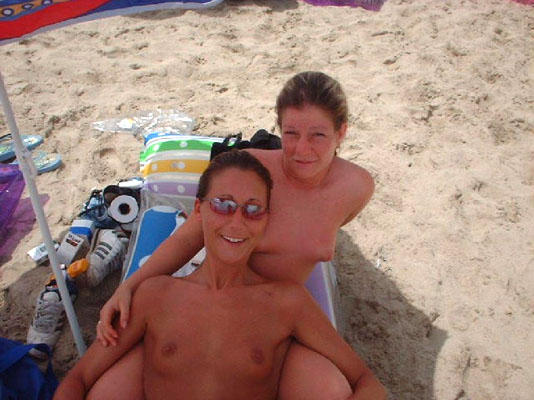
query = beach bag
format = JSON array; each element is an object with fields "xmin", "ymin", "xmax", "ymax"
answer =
[
  {"xmin": 210, "ymin": 129, "xmax": 281, "ymax": 160},
  {"xmin": 0, "ymin": 337, "xmax": 58, "ymax": 400}
]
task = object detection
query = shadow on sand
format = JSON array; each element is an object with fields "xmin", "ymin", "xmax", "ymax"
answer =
[
  {"xmin": 126, "ymin": 0, "xmax": 299, "ymax": 21},
  {"xmin": 335, "ymin": 229, "xmax": 447, "ymax": 400}
]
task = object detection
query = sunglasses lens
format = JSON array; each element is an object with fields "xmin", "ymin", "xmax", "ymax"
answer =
[
  {"xmin": 211, "ymin": 198, "xmax": 237, "ymax": 215},
  {"xmin": 243, "ymin": 204, "xmax": 264, "ymax": 219},
  {"xmin": 208, "ymin": 198, "xmax": 266, "ymax": 219}
]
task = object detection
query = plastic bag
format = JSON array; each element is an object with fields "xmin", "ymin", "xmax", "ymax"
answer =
[{"xmin": 92, "ymin": 109, "xmax": 195, "ymax": 137}]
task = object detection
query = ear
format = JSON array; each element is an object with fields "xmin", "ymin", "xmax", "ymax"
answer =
[
  {"xmin": 336, "ymin": 123, "xmax": 347, "ymax": 146},
  {"xmin": 193, "ymin": 198, "xmax": 202, "ymax": 219}
]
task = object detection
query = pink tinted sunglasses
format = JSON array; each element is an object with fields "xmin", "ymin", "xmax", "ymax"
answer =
[{"xmin": 204, "ymin": 197, "xmax": 268, "ymax": 220}]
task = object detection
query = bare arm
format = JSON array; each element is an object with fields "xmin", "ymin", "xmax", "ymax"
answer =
[
  {"xmin": 54, "ymin": 281, "xmax": 155, "ymax": 399},
  {"xmin": 97, "ymin": 216, "xmax": 204, "ymax": 345},
  {"xmin": 290, "ymin": 285, "xmax": 386, "ymax": 400}
]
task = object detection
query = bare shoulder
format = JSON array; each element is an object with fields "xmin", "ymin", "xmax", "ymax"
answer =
[
  {"xmin": 134, "ymin": 276, "xmax": 176, "ymax": 305},
  {"xmin": 245, "ymin": 148, "xmax": 282, "ymax": 167},
  {"xmin": 334, "ymin": 157, "xmax": 374, "ymax": 192},
  {"xmin": 332, "ymin": 157, "xmax": 375, "ymax": 224},
  {"xmin": 268, "ymin": 281, "xmax": 311, "ymax": 309}
]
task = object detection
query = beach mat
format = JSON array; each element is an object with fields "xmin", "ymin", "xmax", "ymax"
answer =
[
  {"xmin": 302, "ymin": 0, "xmax": 386, "ymax": 11},
  {"xmin": 0, "ymin": 0, "xmax": 225, "ymax": 45},
  {"xmin": 122, "ymin": 205, "xmax": 187, "ymax": 281}
]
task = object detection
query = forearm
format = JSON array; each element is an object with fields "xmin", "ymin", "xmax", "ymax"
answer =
[
  {"xmin": 349, "ymin": 371, "xmax": 387, "ymax": 400},
  {"xmin": 53, "ymin": 371, "xmax": 87, "ymax": 400}
]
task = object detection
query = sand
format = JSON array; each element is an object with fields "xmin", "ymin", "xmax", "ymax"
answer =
[{"xmin": 0, "ymin": 0, "xmax": 533, "ymax": 399}]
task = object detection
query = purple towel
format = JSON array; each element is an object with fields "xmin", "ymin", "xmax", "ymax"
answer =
[
  {"xmin": 302, "ymin": 0, "xmax": 386, "ymax": 11},
  {"xmin": 0, "ymin": 164, "xmax": 25, "ymax": 236}
]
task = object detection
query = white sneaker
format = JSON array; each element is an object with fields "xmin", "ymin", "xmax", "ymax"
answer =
[
  {"xmin": 86, "ymin": 229, "xmax": 129, "ymax": 287},
  {"xmin": 26, "ymin": 279, "xmax": 77, "ymax": 359}
]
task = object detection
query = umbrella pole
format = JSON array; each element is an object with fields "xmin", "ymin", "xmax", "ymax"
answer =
[{"xmin": 0, "ymin": 71, "xmax": 86, "ymax": 356}]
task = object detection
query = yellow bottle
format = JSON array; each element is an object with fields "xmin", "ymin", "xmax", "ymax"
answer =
[{"xmin": 67, "ymin": 258, "xmax": 90, "ymax": 279}]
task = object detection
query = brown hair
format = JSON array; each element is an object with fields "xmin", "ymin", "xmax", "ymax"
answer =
[
  {"xmin": 276, "ymin": 71, "xmax": 348, "ymax": 130},
  {"xmin": 197, "ymin": 150, "xmax": 273, "ymax": 208}
]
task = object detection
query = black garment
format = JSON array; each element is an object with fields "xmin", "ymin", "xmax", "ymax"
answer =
[{"xmin": 210, "ymin": 129, "xmax": 281, "ymax": 160}]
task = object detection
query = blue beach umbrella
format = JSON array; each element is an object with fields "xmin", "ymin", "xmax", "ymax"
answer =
[{"xmin": 0, "ymin": 0, "xmax": 224, "ymax": 356}]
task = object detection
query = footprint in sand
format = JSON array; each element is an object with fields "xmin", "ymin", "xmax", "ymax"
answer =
[
  {"xmin": 92, "ymin": 147, "xmax": 124, "ymax": 181},
  {"xmin": 497, "ymin": 200, "xmax": 521, "ymax": 224}
]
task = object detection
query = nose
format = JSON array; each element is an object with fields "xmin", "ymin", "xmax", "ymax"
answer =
[
  {"xmin": 294, "ymin": 136, "xmax": 311, "ymax": 158},
  {"xmin": 227, "ymin": 207, "xmax": 247, "ymax": 227}
]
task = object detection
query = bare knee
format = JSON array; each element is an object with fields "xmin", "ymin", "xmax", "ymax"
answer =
[
  {"xmin": 87, "ymin": 343, "xmax": 145, "ymax": 400},
  {"xmin": 278, "ymin": 343, "xmax": 352, "ymax": 400}
]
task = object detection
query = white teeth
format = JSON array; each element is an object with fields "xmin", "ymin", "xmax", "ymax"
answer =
[{"xmin": 222, "ymin": 235, "xmax": 244, "ymax": 243}]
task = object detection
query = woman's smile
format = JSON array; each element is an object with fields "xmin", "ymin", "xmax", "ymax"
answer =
[
  {"xmin": 221, "ymin": 235, "xmax": 246, "ymax": 244},
  {"xmin": 197, "ymin": 168, "xmax": 269, "ymax": 266}
]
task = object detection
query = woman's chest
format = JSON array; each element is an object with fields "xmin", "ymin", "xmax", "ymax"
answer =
[
  {"xmin": 145, "ymin": 300, "xmax": 291, "ymax": 380},
  {"xmin": 257, "ymin": 185, "xmax": 345, "ymax": 262}
]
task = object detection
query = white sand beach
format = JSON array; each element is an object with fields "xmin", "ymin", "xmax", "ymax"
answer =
[{"xmin": 0, "ymin": 1, "xmax": 533, "ymax": 399}]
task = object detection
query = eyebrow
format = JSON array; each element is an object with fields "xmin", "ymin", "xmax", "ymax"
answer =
[
  {"xmin": 215, "ymin": 194, "xmax": 264, "ymax": 203},
  {"xmin": 282, "ymin": 123, "xmax": 329, "ymax": 130}
]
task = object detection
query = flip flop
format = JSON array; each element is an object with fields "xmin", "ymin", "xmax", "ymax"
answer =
[
  {"xmin": 0, "ymin": 133, "xmax": 44, "ymax": 162},
  {"xmin": 11, "ymin": 150, "xmax": 62, "ymax": 174}
]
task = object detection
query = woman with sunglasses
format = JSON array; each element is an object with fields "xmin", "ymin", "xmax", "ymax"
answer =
[{"xmin": 97, "ymin": 72, "xmax": 376, "ymax": 399}]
